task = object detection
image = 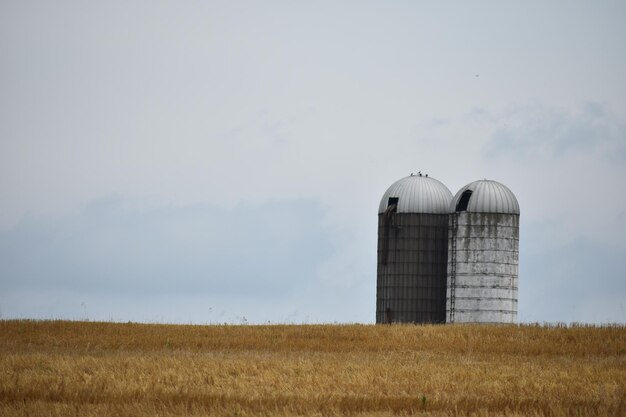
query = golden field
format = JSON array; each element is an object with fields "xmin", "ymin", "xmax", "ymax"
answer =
[{"xmin": 0, "ymin": 321, "xmax": 624, "ymax": 416}]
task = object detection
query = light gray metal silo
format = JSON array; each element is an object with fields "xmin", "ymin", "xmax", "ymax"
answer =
[
  {"xmin": 446, "ymin": 180, "xmax": 520, "ymax": 323},
  {"xmin": 376, "ymin": 173, "xmax": 453, "ymax": 324}
]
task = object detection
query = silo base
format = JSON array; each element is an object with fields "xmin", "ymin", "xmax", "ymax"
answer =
[{"xmin": 448, "ymin": 310, "xmax": 517, "ymax": 324}]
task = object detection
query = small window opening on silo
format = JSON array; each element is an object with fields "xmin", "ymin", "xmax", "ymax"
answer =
[
  {"xmin": 381, "ymin": 197, "xmax": 399, "ymax": 265},
  {"xmin": 456, "ymin": 190, "xmax": 472, "ymax": 212}
]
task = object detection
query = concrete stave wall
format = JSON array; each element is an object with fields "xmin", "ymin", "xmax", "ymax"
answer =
[{"xmin": 447, "ymin": 212, "xmax": 519, "ymax": 324}]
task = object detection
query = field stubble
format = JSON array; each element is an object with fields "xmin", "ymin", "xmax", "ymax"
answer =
[{"xmin": 0, "ymin": 321, "xmax": 624, "ymax": 416}]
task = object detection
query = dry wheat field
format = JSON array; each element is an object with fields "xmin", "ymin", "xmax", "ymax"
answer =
[{"xmin": 0, "ymin": 321, "xmax": 624, "ymax": 416}]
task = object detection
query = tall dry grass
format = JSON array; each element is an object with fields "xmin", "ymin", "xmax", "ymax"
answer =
[{"xmin": 0, "ymin": 320, "xmax": 624, "ymax": 416}]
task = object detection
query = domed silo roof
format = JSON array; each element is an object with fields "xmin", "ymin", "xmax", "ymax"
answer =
[
  {"xmin": 450, "ymin": 179, "xmax": 519, "ymax": 214},
  {"xmin": 378, "ymin": 174, "xmax": 453, "ymax": 214}
]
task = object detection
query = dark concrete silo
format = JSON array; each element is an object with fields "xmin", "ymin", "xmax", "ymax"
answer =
[
  {"xmin": 446, "ymin": 179, "xmax": 520, "ymax": 323},
  {"xmin": 376, "ymin": 173, "xmax": 453, "ymax": 324}
]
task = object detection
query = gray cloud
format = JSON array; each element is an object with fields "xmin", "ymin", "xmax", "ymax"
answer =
[
  {"xmin": 484, "ymin": 102, "xmax": 626, "ymax": 161},
  {"xmin": 0, "ymin": 198, "xmax": 333, "ymax": 299},
  {"xmin": 519, "ymin": 223, "xmax": 626, "ymax": 324}
]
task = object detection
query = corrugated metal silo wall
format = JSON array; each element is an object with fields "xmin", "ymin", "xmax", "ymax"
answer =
[
  {"xmin": 376, "ymin": 213, "xmax": 449, "ymax": 324},
  {"xmin": 446, "ymin": 212, "xmax": 519, "ymax": 323}
]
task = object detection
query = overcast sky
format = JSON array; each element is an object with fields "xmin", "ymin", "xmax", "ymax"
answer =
[{"xmin": 1, "ymin": 1, "xmax": 625, "ymax": 324}]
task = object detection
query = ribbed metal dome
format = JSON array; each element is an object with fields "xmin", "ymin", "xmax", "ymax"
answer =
[
  {"xmin": 450, "ymin": 179, "xmax": 519, "ymax": 214},
  {"xmin": 378, "ymin": 175, "xmax": 453, "ymax": 214}
]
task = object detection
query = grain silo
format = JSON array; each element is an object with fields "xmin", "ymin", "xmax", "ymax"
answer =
[
  {"xmin": 376, "ymin": 173, "xmax": 453, "ymax": 324},
  {"xmin": 446, "ymin": 180, "xmax": 520, "ymax": 323}
]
